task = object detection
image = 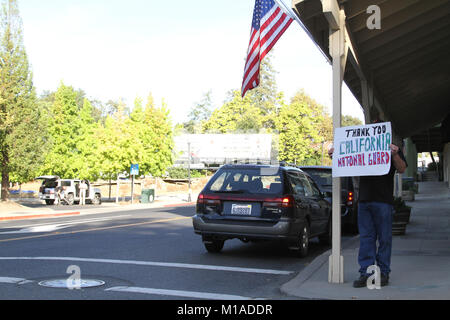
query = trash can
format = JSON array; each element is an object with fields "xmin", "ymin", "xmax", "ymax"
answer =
[{"xmin": 141, "ymin": 189, "xmax": 155, "ymax": 203}]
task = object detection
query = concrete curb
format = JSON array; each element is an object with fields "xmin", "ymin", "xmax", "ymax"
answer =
[
  {"xmin": 0, "ymin": 198, "xmax": 197, "ymax": 221},
  {"xmin": 0, "ymin": 211, "xmax": 81, "ymax": 221},
  {"xmin": 280, "ymin": 235, "xmax": 360, "ymax": 299}
]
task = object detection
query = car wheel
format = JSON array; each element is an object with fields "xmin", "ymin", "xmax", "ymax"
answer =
[
  {"xmin": 66, "ymin": 193, "xmax": 75, "ymax": 206},
  {"xmin": 297, "ymin": 223, "xmax": 310, "ymax": 258},
  {"xmin": 204, "ymin": 240, "xmax": 224, "ymax": 253},
  {"xmin": 45, "ymin": 200, "xmax": 55, "ymax": 205}
]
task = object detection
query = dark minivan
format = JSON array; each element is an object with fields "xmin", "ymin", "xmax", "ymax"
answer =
[
  {"xmin": 192, "ymin": 164, "xmax": 332, "ymax": 257},
  {"xmin": 299, "ymin": 166, "xmax": 359, "ymax": 233}
]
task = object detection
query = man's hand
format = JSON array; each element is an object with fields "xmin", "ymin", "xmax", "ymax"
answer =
[
  {"xmin": 390, "ymin": 144, "xmax": 407, "ymax": 173},
  {"xmin": 390, "ymin": 144, "xmax": 399, "ymax": 156}
]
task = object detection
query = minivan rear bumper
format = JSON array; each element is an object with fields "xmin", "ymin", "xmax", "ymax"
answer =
[{"xmin": 192, "ymin": 214, "xmax": 304, "ymax": 242}]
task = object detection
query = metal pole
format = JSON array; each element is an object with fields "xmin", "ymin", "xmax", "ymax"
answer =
[
  {"xmin": 131, "ymin": 174, "xmax": 134, "ymax": 204},
  {"xmin": 116, "ymin": 173, "xmax": 119, "ymax": 204},
  {"xmin": 188, "ymin": 142, "xmax": 192, "ymax": 203}
]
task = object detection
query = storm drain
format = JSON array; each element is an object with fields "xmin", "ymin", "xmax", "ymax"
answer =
[{"xmin": 38, "ymin": 279, "xmax": 105, "ymax": 289}]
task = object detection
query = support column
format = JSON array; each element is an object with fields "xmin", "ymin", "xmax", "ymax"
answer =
[
  {"xmin": 328, "ymin": 7, "xmax": 347, "ymax": 284},
  {"xmin": 361, "ymin": 80, "xmax": 371, "ymax": 124}
]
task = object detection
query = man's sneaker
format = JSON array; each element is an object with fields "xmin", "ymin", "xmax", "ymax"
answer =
[
  {"xmin": 381, "ymin": 273, "xmax": 389, "ymax": 287},
  {"xmin": 353, "ymin": 274, "xmax": 370, "ymax": 288}
]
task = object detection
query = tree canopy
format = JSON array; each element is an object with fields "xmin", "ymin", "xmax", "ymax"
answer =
[{"xmin": 0, "ymin": 0, "xmax": 47, "ymax": 199}]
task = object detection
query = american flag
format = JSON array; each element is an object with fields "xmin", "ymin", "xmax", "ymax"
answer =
[{"xmin": 241, "ymin": 0, "xmax": 293, "ymax": 98}]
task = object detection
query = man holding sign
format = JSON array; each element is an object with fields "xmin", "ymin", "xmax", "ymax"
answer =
[{"xmin": 329, "ymin": 119, "xmax": 407, "ymax": 288}]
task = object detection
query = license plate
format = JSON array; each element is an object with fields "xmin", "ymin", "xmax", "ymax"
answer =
[{"xmin": 231, "ymin": 204, "xmax": 252, "ymax": 216}]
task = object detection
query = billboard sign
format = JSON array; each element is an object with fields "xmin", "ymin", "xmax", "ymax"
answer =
[{"xmin": 174, "ymin": 134, "xmax": 273, "ymax": 163}]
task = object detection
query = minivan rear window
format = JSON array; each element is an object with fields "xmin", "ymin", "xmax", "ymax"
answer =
[{"xmin": 206, "ymin": 168, "xmax": 284, "ymax": 195}]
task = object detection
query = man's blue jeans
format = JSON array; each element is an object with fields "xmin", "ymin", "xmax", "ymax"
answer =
[{"xmin": 358, "ymin": 202, "xmax": 393, "ymax": 276}]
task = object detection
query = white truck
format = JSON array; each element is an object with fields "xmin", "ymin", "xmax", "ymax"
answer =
[{"xmin": 37, "ymin": 176, "xmax": 102, "ymax": 205}]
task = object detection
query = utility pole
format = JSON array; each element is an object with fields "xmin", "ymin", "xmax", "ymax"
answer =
[
  {"xmin": 116, "ymin": 172, "xmax": 120, "ymax": 204},
  {"xmin": 131, "ymin": 174, "xmax": 134, "ymax": 204},
  {"xmin": 187, "ymin": 142, "xmax": 192, "ymax": 203}
]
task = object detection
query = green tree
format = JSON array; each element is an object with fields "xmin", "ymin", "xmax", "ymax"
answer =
[
  {"xmin": 183, "ymin": 90, "xmax": 213, "ymax": 133},
  {"xmin": 141, "ymin": 94, "xmax": 174, "ymax": 176},
  {"xmin": 342, "ymin": 114, "xmax": 363, "ymax": 127},
  {"xmin": 75, "ymin": 98, "xmax": 101, "ymax": 180},
  {"xmin": 40, "ymin": 82, "xmax": 82, "ymax": 178},
  {"xmin": 276, "ymin": 90, "xmax": 327, "ymax": 165},
  {"xmin": 0, "ymin": 0, "xmax": 46, "ymax": 199},
  {"xmin": 98, "ymin": 94, "xmax": 174, "ymax": 179},
  {"xmin": 96, "ymin": 99, "xmax": 138, "ymax": 179},
  {"xmin": 202, "ymin": 90, "xmax": 263, "ymax": 133},
  {"xmin": 204, "ymin": 54, "xmax": 282, "ymax": 134}
]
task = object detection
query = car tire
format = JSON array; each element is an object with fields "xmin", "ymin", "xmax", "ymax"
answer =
[
  {"xmin": 297, "ymin": 223, "xmax": 310, "ymax": 258},
  {"xmin": 66, "ymin": 193, "xmax": 75, "ymax": 206},
  {"xmin": 204, "ymin": 240, "xmax": 224, "ymax": 253},
  {"xmin": 45, "ymin": 200, "xmax": 55, "ymax": 205}
]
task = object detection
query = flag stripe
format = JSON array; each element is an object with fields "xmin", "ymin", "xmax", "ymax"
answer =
[
  {"xmin": 260, "ymin": 15, "xmax": 292, "ymax": 60},
  {"xmin": 243, "ymin": 32, "xmax": 260, "ymax": 76},
  {"xmin": 241, "ymin": 0, "xmax": 293, "ymax": 98}
]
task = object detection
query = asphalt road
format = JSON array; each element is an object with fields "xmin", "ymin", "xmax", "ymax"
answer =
[{"xmin": 0, "ymin": 205, "xmax": 354, "ymax": 300}]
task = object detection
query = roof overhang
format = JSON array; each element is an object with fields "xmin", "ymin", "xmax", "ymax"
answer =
[{"xmin": 292, "ymin": 0, "xmax": 450, "ymax": 142}]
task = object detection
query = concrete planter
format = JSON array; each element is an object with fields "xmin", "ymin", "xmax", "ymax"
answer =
[
  {"xmin": 402, "ymin": 190, "xmax": 415, "ymax": 201},
  {"xmin": 392, "ymin": 221, "xmax": 407, "ymax": 235},
  {"xmin": 394, "ymin": 208, "xmax": 411, "ymax": 224}
]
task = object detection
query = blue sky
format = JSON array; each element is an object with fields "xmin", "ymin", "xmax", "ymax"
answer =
[{"xmin": 18, "ymin": 0, "xmax": 364, "ymax": 124}]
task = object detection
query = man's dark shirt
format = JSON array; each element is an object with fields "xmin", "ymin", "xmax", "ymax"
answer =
[{"xmin": 359, "ymin": 150, "xmax": 407, "ymax": 205}]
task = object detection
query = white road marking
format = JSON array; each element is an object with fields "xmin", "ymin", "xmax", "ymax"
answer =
[
  {"xmin": 105, "ymin": 286, "xmax": 254, "ymax": 300},
  {"xmin": 0, "ymin": 257, "xmax": 294, "ymax": 275},
  {"xmin": 0, "ymin": 277, "xmax": 33, "ymax": 285},
  {"xmin": 0, "ymin": 276, "xmax": 257, "ymax": 299},
  {"xmin": 0, "ymin": 215, "xmax": 131, "ymax": 234}
]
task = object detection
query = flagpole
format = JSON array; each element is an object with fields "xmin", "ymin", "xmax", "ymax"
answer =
[{"xmin": 274, "ymin": 0, "xmax": 331, "ymax": 64}]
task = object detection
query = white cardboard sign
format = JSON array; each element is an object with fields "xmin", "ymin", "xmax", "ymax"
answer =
[{"xmin": 332, "ymin": 122, "xmax": 392, "ymax": 177}]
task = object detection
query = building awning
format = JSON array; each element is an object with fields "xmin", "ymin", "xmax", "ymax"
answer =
[{"xmin": 292, "ymin": 0, "xmax": 450, "ymax": 140}]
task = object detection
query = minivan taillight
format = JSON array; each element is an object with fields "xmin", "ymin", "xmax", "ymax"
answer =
[
  {"xmin": 281, "ymin": 195, "xmax": 294, "ymax": 208},
  {"xmin": 263, "ymin": 195, "xmax": 294, "ymax": 208},
  {"xmin": 198, "ymin": 194, "xmax": 221, "ymax": 204},
  {"xmin": 197, "ymin": 193, "xmax": 221, "ymax": 213}
]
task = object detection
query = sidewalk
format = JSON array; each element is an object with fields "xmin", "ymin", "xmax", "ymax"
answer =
[
  {"xmin": 281, "ymin": 181, "xmax": 450, "ymax": 300},
  {"xmin": 0, "ymin": 192, "xmax": 198, "ymax": 221}
]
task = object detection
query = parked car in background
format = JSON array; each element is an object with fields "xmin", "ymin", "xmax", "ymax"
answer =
[
  {"xmin": 298, "ymin": 166, "xmax": 359, "ymax": 233},
  {"xmin": 37, "ymin": 176, "xmax": 102, "ymax": 205},
  {"xmin": 37, "ymin": 175, "xmax": 60, "ymax": 205},
  {"xmin": 192, "ymin": 164, "xmax": 332, "ymax": 257}
]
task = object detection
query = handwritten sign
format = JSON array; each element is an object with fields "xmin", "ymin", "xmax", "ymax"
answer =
[{"xmin": 332, "ymin": 122, "xmax": 392, "ymax": 177}]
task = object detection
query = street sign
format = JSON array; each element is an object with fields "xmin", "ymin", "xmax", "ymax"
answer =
[{"xmin": 130, "ymin": 164, "xmax": 139, "ymax": 176}]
